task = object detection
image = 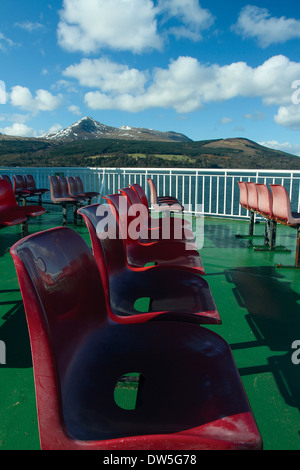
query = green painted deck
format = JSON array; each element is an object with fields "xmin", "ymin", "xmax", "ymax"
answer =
[{"xmin": 1, "ymin": 204, "xmax": 300, "ymax": 450}]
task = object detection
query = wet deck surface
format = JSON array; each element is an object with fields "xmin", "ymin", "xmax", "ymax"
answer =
[{"xmin": 1, "ymin": 204, "xmax": 300, "ymax": 450}]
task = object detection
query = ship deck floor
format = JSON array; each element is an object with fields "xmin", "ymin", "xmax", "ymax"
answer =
[{"xmin": 1, "ymin": 204, "xmax": 300, "ymax": 450}]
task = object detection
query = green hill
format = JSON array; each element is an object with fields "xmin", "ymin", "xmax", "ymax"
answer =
[{"xmin": 0, "ymin": 135, "xmax": 299, "ymax": 169}]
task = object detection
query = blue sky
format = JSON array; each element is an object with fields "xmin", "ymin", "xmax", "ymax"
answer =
[{"xmin": 1, "ymin": 0, "xmax": 300, "ymax": 156}]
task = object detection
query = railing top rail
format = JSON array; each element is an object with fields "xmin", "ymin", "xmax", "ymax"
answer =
[{"xmin": 1, "ymin": 166, "xmax": 300, "ymax": 175}]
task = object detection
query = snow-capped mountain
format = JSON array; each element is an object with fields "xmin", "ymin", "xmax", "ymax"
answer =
[{"xmin": 44, "ymin": 117, "xmax": 192, "ymax": 143}]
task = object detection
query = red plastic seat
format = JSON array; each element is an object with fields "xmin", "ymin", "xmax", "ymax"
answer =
[
  {"xmin": 103, "ymin": 193, "xmax": 205, "ymax": 273},
  {"xmin": 130, "ymin": 182, "xmax": 150, "ymax": 208},
  {"xmin": 67, "ymin": 176, "xmax": 93, "ymax": 203},
  {"xmin": 246, "ymin": 182, "xmax": 259, "ymax": 213},
  {"xmin": 49, "ymin": 175, "xmax": 83, "ymax": 226},
  {"xmin": 78, "ymin": 204, "xmax": 218, "ymax": 324},
  {"xmin": 74, "ymin": 176, "xmax": 100, "ymax": 199},
  {"xmin": 130, "ymin": 182, "xmax": 192, "ymax": 230},
  {"xmin": 237, "ymin": 181, "xmax": 261, "ymax": 239},
  {"xmin": 13, "ymin": 174, "xmax": 32, "ymax": 204},
  {"xmin": 147, "ymin": 178, "xmax": 184, "ymax": 212},
  {"xmin": 10, "ymin": 226, "xmax": 262, "ymax": 450},
  {"xmin": 120, "ymin": 186, "xmax": 195, "ymax": 243},
  {"xmin": 105, "ymin": 192, "xmax": 197, "ymax": 248},
  {"xmin": 24, "ymin": 175, "xmax": 49, "ymax": 205},
  {"xmin": 59, "ymin": 176, "xmax": 86, "ymax": 203},
  {"xmin": 270, "ymin": 185, "xmax": 300, "ymax": 266},
  {"xmin": 0, "ymin": 175, "xmax": 13, "ymax": 186},
  {"xmin": 270, "ymin": 185, "xmax": 300, "ymax": 225},
  {"xmin": 256, "ymin": 184, "xmax": 273, "ymax": 218},
  {"xmin": 237, "ymin": 181, "xmax": 248, "ymax": 210},
  {"xmin": 0, "ymin": 179, "xmax": 45, "ymax": 236}
]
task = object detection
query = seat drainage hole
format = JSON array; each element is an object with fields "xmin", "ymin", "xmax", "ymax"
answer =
[
  {"xmin": 114, "ymin": 372, "xmax": 145, "ymax": 410},
  {"xmin": 134, "ymin": 297, "xmax": 151, "ymax": 312}
]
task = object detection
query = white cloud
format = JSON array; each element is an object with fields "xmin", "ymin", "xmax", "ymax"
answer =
[
  {"xmin": 68, "ymin": 105, "xmax": 81, "ymax": 115},
  {"xmin": 0, "ymin": 32, "xmax": 15, "ymax": 52},
  {"xmin": 57, "ymin": 0, "xmax": 215, "ymax": 54},
  {"xmin": 157, "ymin": 0, "xmax": 214, "ymax": 40},
  {"xmin": 14, "ymin": 21, "xmax": 44, "ymax": 33},
  {"xmin": 63, "ymin": 58, "xmax": 148, "ymax": 94},
  {"xmin": 220, "ymin": 117, "xmax": 232, "ymax": 124},
  {"xmin": 244, "ymin": 111, "xmax": 265, "ymax": 121},
  {"xmin": 57, "ymin": 0, "xmax": 162, "ymax": 54},
  {"xmin": 233, "ymin": 5, "xmax": 300, "ymax": 47},
  {"xmin": 10, "ymin": 86, "xmax": 62, "ymax": 113},
  {"xmin": 259, "ymin": 140, "xmax": 300, "ymax": 157},
  {"xmin": 0, "ymin": 122, "xmax": 38, "ymax": 137},
  {"xmin": 274, "ymin": 105, "xmax": 300, "ymax": 130},
  {"xmin": 81, "ymin": 55, "xmax": 300, "ymax": 123}
]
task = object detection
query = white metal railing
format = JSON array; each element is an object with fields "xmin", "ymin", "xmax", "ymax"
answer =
[{"xmin": 1, "ymin": 167, "xmax": 300, "ymax": 219}]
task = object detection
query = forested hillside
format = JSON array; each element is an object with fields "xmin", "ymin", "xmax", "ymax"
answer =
[{"xmin": 0, "ymin": 136, "xmax": 299, "ymax": 169}]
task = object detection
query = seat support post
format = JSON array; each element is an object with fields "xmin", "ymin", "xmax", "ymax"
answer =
[
  {"xmin": 73, "ymin": 204, "xmax": 78, "ymax": 225},
  {"xmin": 62, "ymin": 205, "xmax": 67, "ymax": 226},
  {"xmin": 264, "ymin": 220, "xmax": 270, "ymax": 246},
  {"xmin": 270, "ymin": 220, "xmax": 277, "ymax": 250},
  {"xmin": 249, "ymin": 211, "xmax": 255, "ymax": 236},
  {"xmin": 21, "ymin": 219, "xmax": 28, "ymax": 237}
]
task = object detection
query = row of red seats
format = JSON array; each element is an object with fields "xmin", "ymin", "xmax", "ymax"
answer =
[
  {"xmin": 49, "ymin": 175, "xmax": 100, "ymax": 225},
  {"xmin": 0, "ymin": 174, "xmax": 49, "ymax": 206},
  {"xmin": 238, "ymin": 181, "xmax": 300, "ymax": 266},
  {"xmin": 0, "ymin": 178, "xmax": 46, "ymax": 237},
  {"xmin": 9, "ymin": 181, "xmax": 262, "ymax": 450}
]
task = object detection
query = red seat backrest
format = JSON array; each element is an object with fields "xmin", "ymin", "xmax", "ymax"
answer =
[
  {"xmin": 130, "ymin": 183, "xmax": 149, "ymax": 209},
  {"xmin": 270, "ymin": 185, "xmax": 291, "ymax": 222},
  {"xmin": 237, "ymin": 181, "xmax": 248, "ymax": 208},
  {"xmin": 10, "ymin": 227, "xmax": 107, "ymax": 377},
  {"xmin": 67, "ymin": 176, "xmax": 79, "ymax": 196},
  {"xmin": 0, "ymin": 179, "xmax": 18, "ymax": 209},
  {"xmin": 74, "ymin": 176, "xmax": 84, "ymax": 193},
  {"xmin": 147, "ymin": 178, "xmax": 158, "ymax": 205},
  {"xmin": 13, "ymin": 175, "xmax": 26, "ymax": 193},
  {"xmin": 78, "ymin": 203, "xmax": 126, "ymax": 281},
  {"xmin": 49, "ymin": 175, "xmax": 63, "ymax": 198},
  {"xmin": 59, "ymin": 176, "xmax": 71, "ymax": 197},
  {"xmin": 24, "ymin": 175, "xmax": 36, "ymax": 191},
  {"xmin": 0, "ymin": 175, "xmax": 13, "ymax": 187},
  {"xmin": 256, "ymin": 184, "xmax": 273, "ymax": 217},
  {"xmin": 246, "ymin": 182, "xmax": 259, "ymax": 211}
]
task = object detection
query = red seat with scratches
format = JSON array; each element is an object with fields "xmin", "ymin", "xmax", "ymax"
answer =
[{"xmin": 10, "ymin": 226, "xmax": 262, "ymax": 450}]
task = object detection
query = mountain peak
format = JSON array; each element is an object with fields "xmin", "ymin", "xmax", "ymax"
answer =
[{"xmin": 44, "ymin": 117, "xmax": 192, "ymax": 143}]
